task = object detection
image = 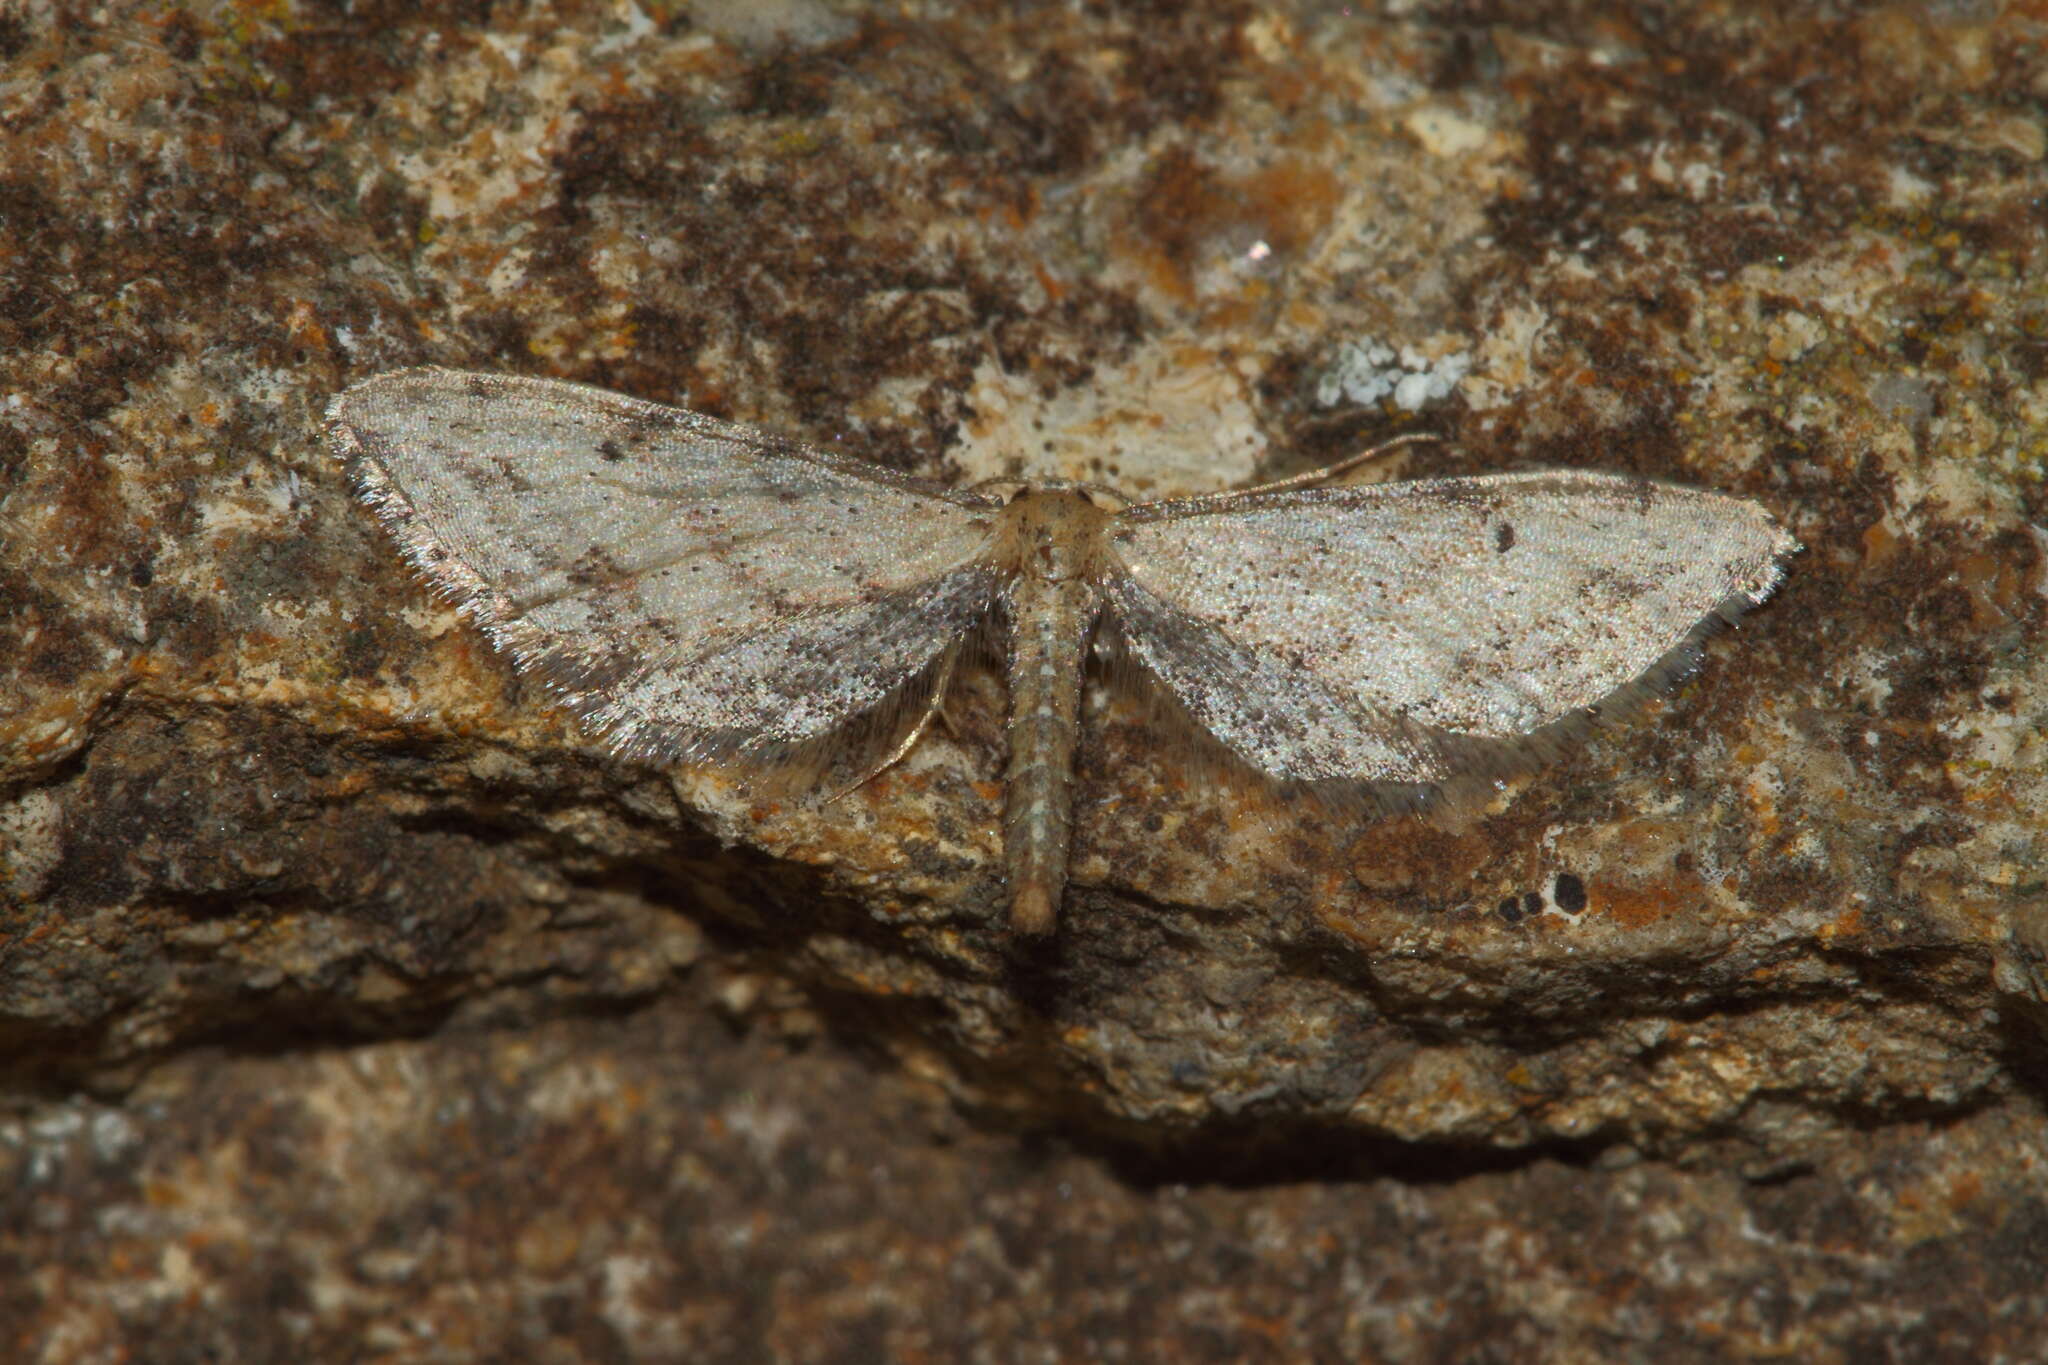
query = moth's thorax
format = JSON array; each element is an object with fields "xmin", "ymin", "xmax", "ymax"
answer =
[{"xmin": 989, "ymin": 486, "xmax": 1120, "ymax": 583}]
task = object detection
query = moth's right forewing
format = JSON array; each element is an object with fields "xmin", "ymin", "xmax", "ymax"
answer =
[
  {"xmin": 329, "ymin": 367, "xmax": 1002, "ymax": 762},
  {"xmin": 1105, "ymin": 470, "xmax": 1794, "ymax": 785}
]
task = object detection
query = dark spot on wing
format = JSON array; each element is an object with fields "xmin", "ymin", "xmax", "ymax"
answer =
[
  {"xmin": 489, "ymin": 455, "xmax": 535, "ymax": 493},
  {"xmin": 1495, "ymin": 521, "xmax": 1516, "ymax": 553},
  {"xmin": 621, "ymin": 412, "xmax": 672, "ymax": 448},
  {"xmin": 598, "ymin": 439, "xmax": 625, "ymax": 463},
  {"xmin": 566, "ymin": 545, "xmax": 629, "ymax": 588},
  {"xmin": 1583, "ymin": 565, "xmax": 1652, "ymax": 604}
]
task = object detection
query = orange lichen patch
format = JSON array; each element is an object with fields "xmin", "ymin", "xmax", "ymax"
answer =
[
  {"xmin": 1237, "ymin": 161, "xmax": 1344, "ymax": 255},
  {"xmin": 1813, "ymin": 904, "xmax": 1865, "ymax": 946},
  {"xmin": 1124, "ymin": 146, "xmax": 1344, "ymax": 305},
  {"xmin": 325, "ymin": 770, "xmax": 374, "ymax": 798},
  {"xmin": 2, "ymin": 916, "xmax": 61, "ymax": 956},
  {"xmin": 1949, "ymin": 774, "xmax": 2008, "ymax": 809},
  {"xmin": 1031, "ymin": 261, "xmax": 1067, "ymax": 304},
  {"xmin": 1592, "ymin": 872, "xmax": 1703, "ymax": 931},
  {"xmin": 283, "ymin": 299, "xmax": 328, "ymax": 351},
  {"xmin": 1294, "ymin": 863, "xmax": 1348, "ymax": 908},
  {"xmin": 1740, "ymin": 770, "xmax": 1784, "ymax": 839},
  {"xmin": 1344, "ymin": 815, "xmax": 1493, "ymax": 894},
  {"xmin": 1950, "ymin": 549, "xmax": 2032, "ymax": 631},
  {"xmin": 1853, "ymin": 237, "xmax": 1899, "ymax": 272}
]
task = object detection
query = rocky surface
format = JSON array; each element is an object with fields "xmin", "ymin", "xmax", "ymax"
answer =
[{"xmin": 3, "ymin": 0, "xmax": 2046, "ymax": 1358}]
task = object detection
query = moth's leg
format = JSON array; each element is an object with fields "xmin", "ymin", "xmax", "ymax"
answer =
[
  {"xmin": 1232, "ymin": 431, "xmax": 1441, "ymax": 496},
  {"xmin": 823, "ymin": 645, "xmax": 960, "ymax": 803}
]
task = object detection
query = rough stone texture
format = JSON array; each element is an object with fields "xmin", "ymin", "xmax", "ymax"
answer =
[{"xmin": 2, "ymin": 0, "xmax": 2045, "ymax": 1359}]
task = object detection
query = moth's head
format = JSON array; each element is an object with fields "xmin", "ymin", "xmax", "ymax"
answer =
[
  {"xmin": 987, "ymin": 482, "xmax": 1125, "ymax": 581},
  {"xmin": 972, "ymin": 477, "xmax": 1131, "ymax": 513}
]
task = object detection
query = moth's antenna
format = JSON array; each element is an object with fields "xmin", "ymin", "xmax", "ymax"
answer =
[
  {"xmin": 1141, "ymin": 432, "xmax": 1443, "ymax": 516},
  {"xmin": 1230, "ymin": 431, "xmax": 1442, "ymax": 497}
]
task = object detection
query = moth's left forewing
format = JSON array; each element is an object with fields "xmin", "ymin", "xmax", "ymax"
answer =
[
  {"xmin": 1104, "ymin": 470, "xmax": 1795, "ymax": 786},
  {"xmin": 329, "ymin": 368, "xmax": 1006, "ymax": 766}
]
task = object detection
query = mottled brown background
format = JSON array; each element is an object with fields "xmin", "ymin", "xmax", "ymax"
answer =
[{"xmin": 3, "ymin": 1, "xmax": 2046, "ymax": 1360}]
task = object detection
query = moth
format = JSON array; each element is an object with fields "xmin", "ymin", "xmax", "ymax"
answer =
[{"xmin": 328, "ymin": 367, "xmax": 1795, "ymax": 932}]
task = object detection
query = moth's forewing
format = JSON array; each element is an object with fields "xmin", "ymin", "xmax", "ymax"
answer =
[
  {"xmin": 330, "ymin": 368, "xmax": 1002, "ymax": 764},
  {"xmin": 1106, "ymin": 471, "xmax": 1794, "ymax": 783}
]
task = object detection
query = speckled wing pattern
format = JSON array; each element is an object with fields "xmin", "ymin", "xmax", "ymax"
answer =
[
  {"xmin": 1106, "ymin": 471, "xmax": 1794, "ymax": 783},
  {"xmin": 328, "ymin": 367, "xmax": 1001, "ymax": 763}
]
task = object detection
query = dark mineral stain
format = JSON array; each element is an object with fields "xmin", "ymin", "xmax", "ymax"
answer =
[{"xmin": 1553, "ymin": 871, "xmax": 1587, "ymax": 914}]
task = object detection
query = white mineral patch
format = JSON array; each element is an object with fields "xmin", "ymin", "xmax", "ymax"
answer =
[
  {"xmin": 1315, "ymin": 336, "xmax": 1472, "ymax": 411},
  {"xmin": 0, "ymin": 790, "xmax": 63, "ymax": 900}
]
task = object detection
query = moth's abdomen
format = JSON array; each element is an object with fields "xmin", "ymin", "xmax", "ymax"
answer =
[{"xmin": 1001, "ymin": 573, "xmax": 1098, "ymax": 933}]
